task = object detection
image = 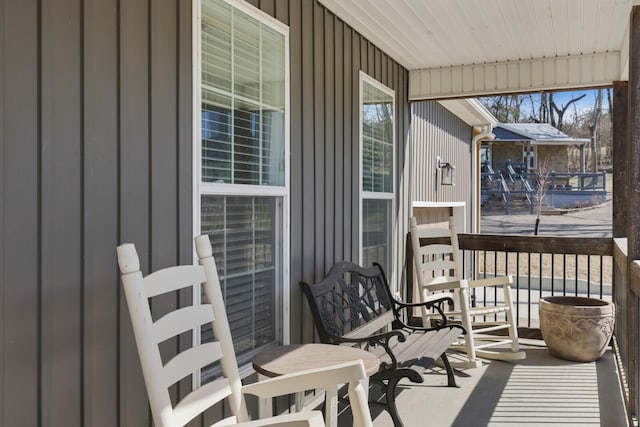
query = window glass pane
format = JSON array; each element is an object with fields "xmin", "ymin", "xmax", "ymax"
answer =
[
  {"xmin": 233, "ymin": 98, "xmax": 261, "ymax": 184},
  {"xmin": 261, "ymin": 107, "xmax": 285, "ymax": 186},
  {"xmin": 201, "ymin": 195, "xmax": 279, "ymax": 360},
  {"xmin": 261, "ymin": 28, "xmax": 285, "ymax": 109},
  {"xmin": 201, "ymin": 0, "xmax": 285, "ymax": 186},
  {"xmin": 362, "ymin": 199, "xmax": 391, "ymax": 274},
  {"xmin": 362, "ymin": 81, "xmax": 393, "ymax": 193},
  {"xmin": 202, "ymin": 0, "xmax": 231, "ymax": 92},
  {"xmin": 202, "ymin": 91, "xmax": 232, "ymax": 183},
  {"xmin": 233, "ymin": 9, "xmax": 260, "ymax": 102}
]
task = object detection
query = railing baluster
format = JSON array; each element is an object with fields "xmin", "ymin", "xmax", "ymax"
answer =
[
  {"xmin": 539, "ymin": 252, "xmax": 543, "ymax": 316},
  {"xmin": 494, "ymin": 252, "xmax": 499, "ymax": 321},
  {"xmin": 551, "ymin": 253, "xmax": 555, "ymax": 296},
  {"xmin": 483, "ymin": 250, "xmax": 488, "ymax": 322},
  {"xmin": 600, "ymin": 256, "xmax": 604, "ymax": 300},
  {"xmin": 587, "ymin": 255, "xmax": 592, "ymax": 298},
  {"xmin": 528, "ymin": 252, "xmax": 531, "ymax": 329},
  {"xmin": 575, "ymin": 254, "xmax": 579, "ymax": 297},
  {"xmin": 505, "ymin": 251, "xmax": 509, "ymax": 323},
  {"xmin": 563, "ymin": 254, "xmax": 567, "ymax": 295},
  {"xmin": 516, "ymin": 252, "xmax": 520, "ymax": 327}
]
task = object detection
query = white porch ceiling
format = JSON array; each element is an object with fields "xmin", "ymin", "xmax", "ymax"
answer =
[{"xmin": 318, "ymin": 0, "xmax": 635, "ymax": 99}]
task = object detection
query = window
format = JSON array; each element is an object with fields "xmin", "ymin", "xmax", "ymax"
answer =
[
  {"xmin": 359, "ymin": 72, "xmax": 395, "ymax": 276},
  {"xmin": 196, "ymin": 0, "xmax": 289, "ymax": 371},
  {"xmin": 523, "ymin": 144, "xmax": 537, "ymax": 170}
]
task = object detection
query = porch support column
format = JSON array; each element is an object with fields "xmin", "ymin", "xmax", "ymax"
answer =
[
  {"xmin": 613, "ymin": 81, "xmax": 628, "ymax": 239},
  {"xmin": 628, "ymin": 4, "xmax": 640, "ymax": 420},
  {"xmin": 629, "ymin": 5, "xmax": 640, "ymax": 280}
]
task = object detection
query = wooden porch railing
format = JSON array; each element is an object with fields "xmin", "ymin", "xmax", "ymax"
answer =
[
  {"xmin": 613, "ymin": 238, "xmax": 640, "ymax": 423},
  {"xmin": 406, "ymin": 232, "xmax": 640, "ymax": 420}
]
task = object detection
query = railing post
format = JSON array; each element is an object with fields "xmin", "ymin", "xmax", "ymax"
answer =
[
  {"xmin": 613, "ymin": 81, "xmax": 628, "ymax": 239},
  {"xmin": 613, "ymin": 80, "xmax": 633, "ymax": 421},
  {"xmin": 627, "ymin": 4, "xmax": 640, "ymax": 420}
]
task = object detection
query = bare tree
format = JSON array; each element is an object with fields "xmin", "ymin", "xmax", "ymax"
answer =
[
  {"xmin": 587, "ymin": 89, "xmax": 603, "ymax": 171},
  {"xmin": 534, "ymin": 159, "xmax": 552, "ymax": 235},
  {"xmin": 522, "ymin": 91, "xmax": 586, "ymax": 132},
  {"xmin": 479, "ymin": 94, "xmax": 526, "ymax": 122},
  {"xmin": 550, "ymin": 93, "xmax": 586, "ymax": 131}
]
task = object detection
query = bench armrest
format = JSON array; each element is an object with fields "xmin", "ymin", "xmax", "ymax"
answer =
[
  {"xmin": 333, "ymin": 329, "xmax": 406, "ymax": 348},
  {"xmin": 330, "ymin": 330, "xmax": 408, "ymax": 371},
  {"xmin": 393, "ymin": 294, "xmax": 454, "ymax": 309},
  {"xmin": 391, "ymin": 295, "xmax": 455, "ymax": 330}
]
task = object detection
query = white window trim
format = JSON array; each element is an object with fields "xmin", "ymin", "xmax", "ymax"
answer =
[
  {"xmin": 192, "ymin": 0, "xmax": 291, "ymax": 380},
  {"xmin": 358, "ymin": 71, "xmax": 396, "ymax": 277}
]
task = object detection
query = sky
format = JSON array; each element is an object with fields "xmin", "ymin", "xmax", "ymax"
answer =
[{"xmin": 542, "ymin": 88, "xmax": 604, "ymax": 114}]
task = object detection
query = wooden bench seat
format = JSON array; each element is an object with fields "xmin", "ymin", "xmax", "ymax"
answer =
[{"xmin": 300, "ymin": 262, "xmax": 465, "ymax": 427}]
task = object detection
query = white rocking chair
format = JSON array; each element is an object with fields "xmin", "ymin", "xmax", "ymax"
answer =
[
  {"xmin": 409, "ymin": 216, "xmax": 526, "ymax": 368},
  {"xmin": 117, "ymin": 235, "xmax": 372, "ymax": 427}
]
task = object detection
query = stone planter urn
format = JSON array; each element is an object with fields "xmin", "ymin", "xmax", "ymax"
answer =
[{"xmin": 539, "ymin": 296, "xmax": 615, "ymax": 362}]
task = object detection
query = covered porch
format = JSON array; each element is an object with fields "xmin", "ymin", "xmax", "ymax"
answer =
[{"xmin": 3, "ymin": 0, "xmax": 640, "ymax": 426}]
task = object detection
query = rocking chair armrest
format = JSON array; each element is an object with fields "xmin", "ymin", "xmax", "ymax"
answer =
[
  {"xmin": 420, "ymin": 280, "xmax": 464, "ymax": 292},
  {"xmin": 241, "ymin": 360, "xmax": 367, "ymax": 399},
  {"xmin": 466, "ymin": 275, "xmax": 513, "ymax": 289}
]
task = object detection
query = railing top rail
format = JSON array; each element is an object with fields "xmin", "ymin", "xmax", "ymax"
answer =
[{"xmin": 452, "ymin": 233, "xmax": 614, "ymax": 256}]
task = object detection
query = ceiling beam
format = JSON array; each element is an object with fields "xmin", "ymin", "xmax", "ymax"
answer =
[{"xmin": 410, "ymin": 52, "xmax": 620, "ymax": 100}]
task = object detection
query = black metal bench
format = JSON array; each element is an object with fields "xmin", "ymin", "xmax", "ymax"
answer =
[{"xmin": 299, "ymin": 261, "xmax": 465, "ymax": 427}]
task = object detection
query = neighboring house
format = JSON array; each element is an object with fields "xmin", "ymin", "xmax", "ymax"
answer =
[{"xmin": 483, "ymin": 123, "xmax": 590, "ymax": 173}]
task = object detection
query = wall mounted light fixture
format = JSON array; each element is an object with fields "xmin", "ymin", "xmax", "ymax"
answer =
[{"xmin": 437, "ymin": 158, "xmax": 456, "ymax": 185}]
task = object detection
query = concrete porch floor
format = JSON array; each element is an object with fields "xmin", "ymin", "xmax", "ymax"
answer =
[{"xmin": 340, "ymin": 343, "xmax": 628, "ymax": 427}]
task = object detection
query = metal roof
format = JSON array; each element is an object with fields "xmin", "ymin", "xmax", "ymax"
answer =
[
  {"xmin": 493, "ymin": 123, "xmax": 590, "ymax": 145},
  {"xmin": 318, "ymin": 0, "xmax": 637, "ymax": 98}
]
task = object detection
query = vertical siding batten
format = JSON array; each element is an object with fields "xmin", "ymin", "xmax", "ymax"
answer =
[
  {"xmin": 313, "ymin": 1, "xmax": 325, "ymax": 282},
  {"xmin": 177, "ymin": 0, "xmax": 194, "ymax": 408},
  {"xmin": 288, "ymin": 0, "xmax": 303, "ymax": 345},
  {"xmin": 1, "ymin": 0, "xmax": 40, "ymax": 424},
  {"xmin": 118, "ymin": 0, "xmax": 151, "ymax": 424},
  {"xmin": 333, "ymin": 18, "xmax": 344, "ymax": 263},
  {"xmin": 40, "ymin": 0, "xmax": 83, "ymax": 422},
  {"xmin": 83, "ymin": 0, "xmax": 119, "ymax": 424},
  {"xmin": 342, "ymin": 24, "xmax": 352, "ymax": 266},
  {"xmin": 324, "ymin": 10, "xmax": 335, "ymax": 273},
  {"xmin": 300, "ymin": 0, "xmax": 315, "ymax": 345},
  {"xmin": 149, "ymin": 0, "xmax": 180, "ymax": 411},
  {"xmin": 351, "ymin": 30, "xmax": 360, "ymax": 262}
]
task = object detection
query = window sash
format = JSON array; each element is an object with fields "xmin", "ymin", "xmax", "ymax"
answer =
[
  {"xmin": 195, "ymin": 0, "xmax": 290, "ymax": 378},
  {"xmin": 359, "ymin": 72, "xmax": 395, "ymax": 277},
  {"xmin": 200, "ymin": 195, "xmax": 282, "ymax": 365},
  {"xmin": 362, "ymin": 198, "xmax": 392, "ymax": 275},
  {"xmin": 200, "ymin": 0, "xmax": 286, "ymax": 187}
]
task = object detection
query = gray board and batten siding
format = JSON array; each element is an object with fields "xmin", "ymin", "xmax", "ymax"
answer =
[
  {"xmin": 0, "ymin": 0, "xmax": 410, "ymax": 426},
  {"xmin": 410, "ymin": 101, "xmax": 473, "ymax": 226}
]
